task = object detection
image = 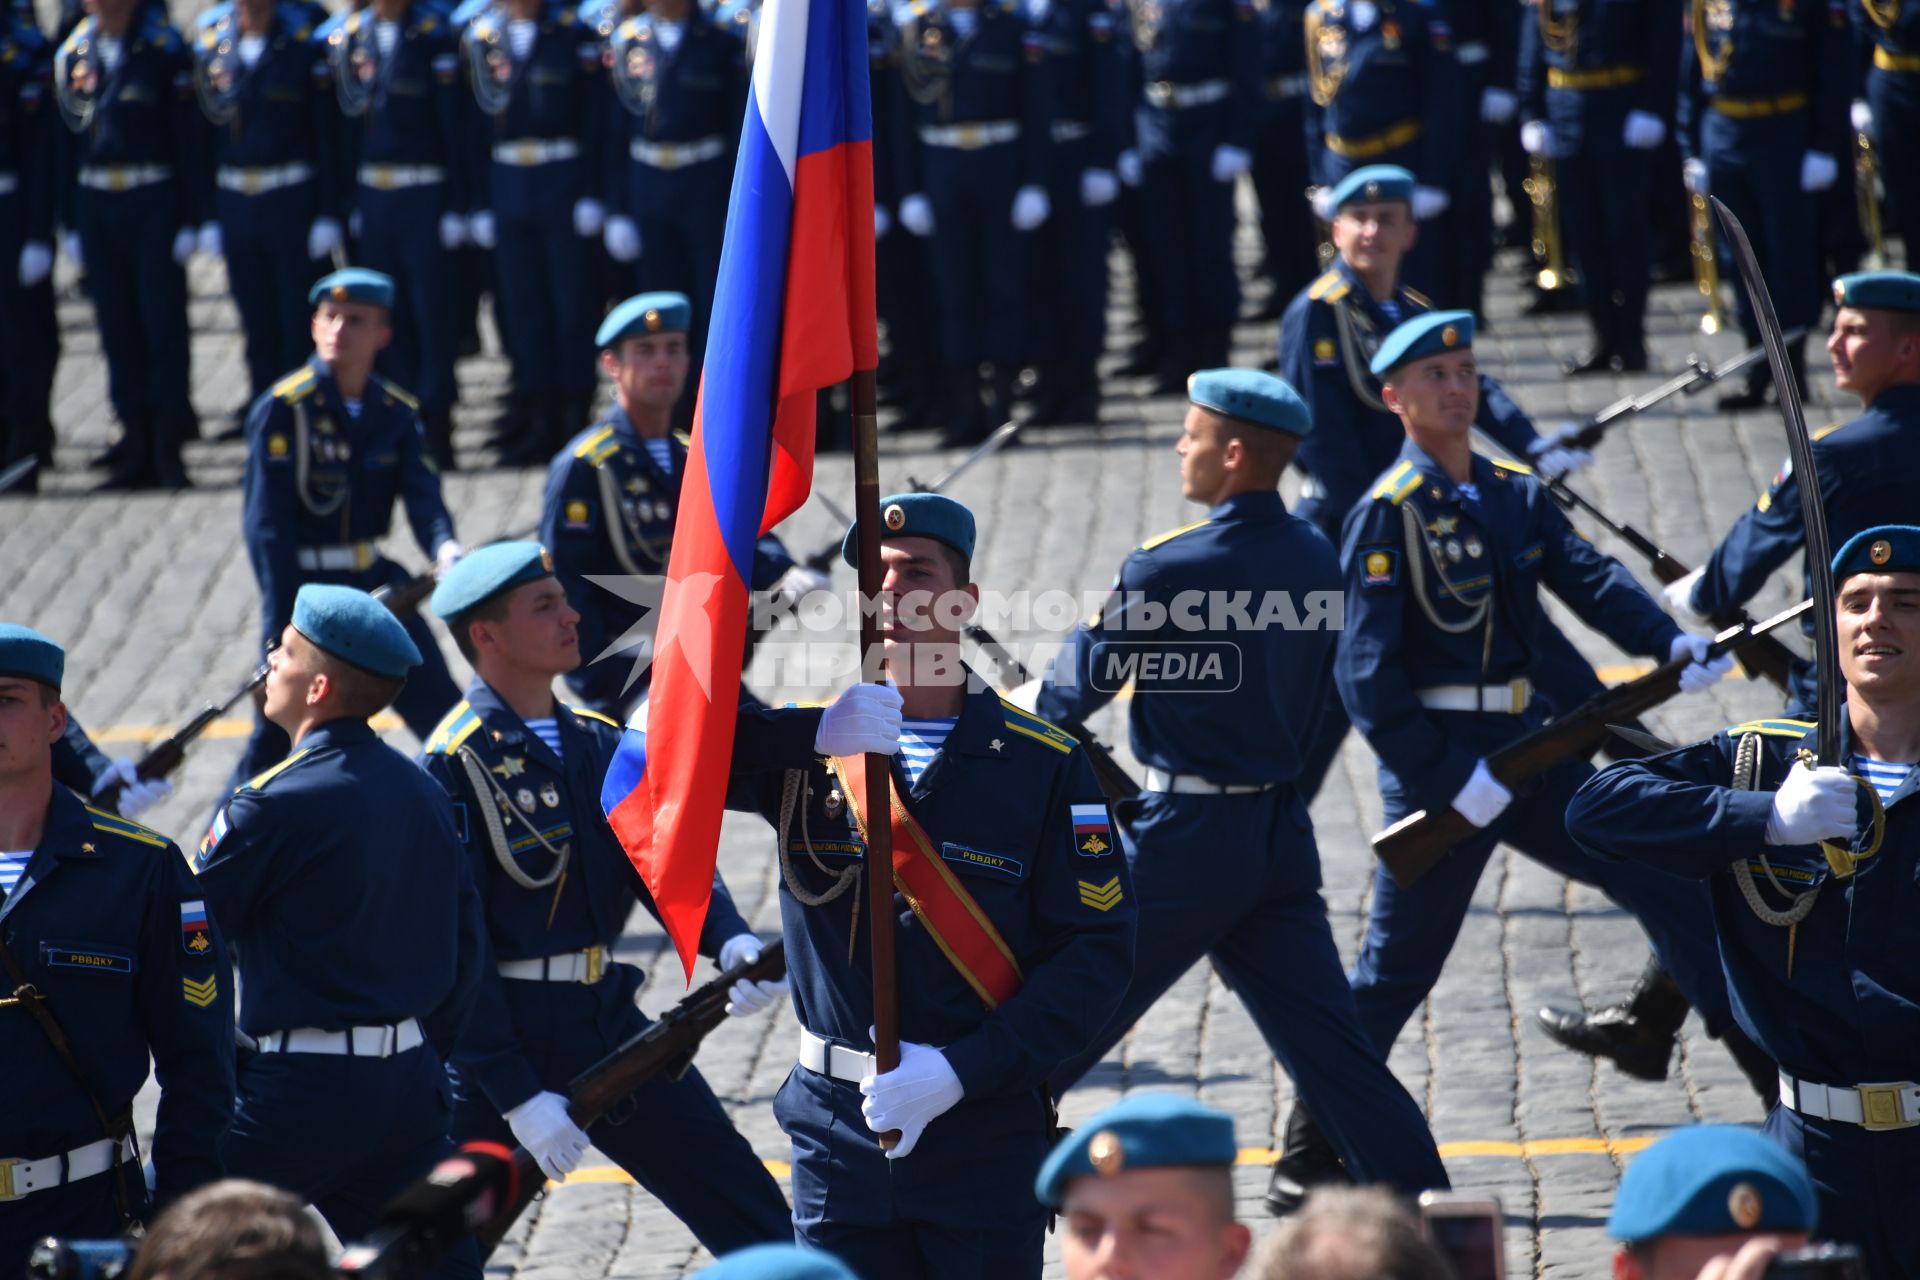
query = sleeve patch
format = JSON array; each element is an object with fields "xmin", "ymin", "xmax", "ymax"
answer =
[
  {"xmin": 181, "ymin": 900, "xmax": 213, "ymax": 955},
  {"xmin": 184, "ymin": 974, "xmax": 220, "ymax": 1006},
  {"xmin": 562, "ymin": 498, "xmax": 593, "ymax": 529},
  {"xmin": 1359, "ymin": 546, "xmax": 1399, "ymax": 587},
  {"xmin": 1071, "ymin": 803, "xmax": 1112, "ymax": 856},
  {"xmin": 1313, "ymin": 337, "xmax": 1337, "ymax": 365},
  {"xmin": 1077, "ymin": 875, "xmax": 1125, "ymax": 911}
]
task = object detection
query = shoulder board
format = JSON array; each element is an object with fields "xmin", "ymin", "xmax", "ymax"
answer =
[
  {"xmin": 1371, "ymin": 459, "xmax": 1423, "ymax": 505},
  {"xmin": 572, "ymin": 424, "xmax": 617, "ymax": 463},
  {"xmin": 424, "ymin": 701, "xmax": 482, "ymax": 755},
  {"xmin": 999, "ymin": 700, "xmax": 1076, "ymax": 754},
  {"xmin": 240, "ymin": 747, "xmax": 316, "ymax": 792},
  {"xmin": 1306, "ymin": 269, "xmax": 1349, "ymax": 303},
  {"xmin": 271, "ymin": 367, "xmax": 317, "ymax": 404},
  {"xmin": 60, "ymin": 20, "xmax": 91, "ymax": 53},
  {"xmin": 557, "ymin": 6, "xmax": 576, "ymax": 22},
  {"xmin": 1488, "ymin": 457, "xmax": 1533, "ymax": 476},
  {"xmin": 83, "ymin": 805, "xmax": 172, "ymax": 849},
  {"xmin": 1137, "ymin": 518, "xmax": 1212, "ymax": 552},
  {"xmin": 372, "ymin": 375, "xmax": 419, "ymax": 410},
  {"xmin": 417, "ymin": 14, "xmax": 439, "ymax": 32},
  {"xmin": 671, "ymin": 428, "xmax": 692, "ymax": 447},
  {"xmin": 1812, "ymin": 418, "xmax": 1848, "ymax": 442},
  {"xmin": 566, "ymin": 704, "xmax": 620, "ymax": 728},
  {"xmin": 1726, "ymin": 718, "xmax": 1816, "ymax": 739},
  {"xmin": 1401, "ymin": 284, "xmax": 1432, "ymax": 308}
]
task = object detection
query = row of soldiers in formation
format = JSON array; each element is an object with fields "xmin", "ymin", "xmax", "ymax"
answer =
[
  {"xmin": 3, "ymin": 0, "xmax": 1919, "ymax": 489},
  {"xmin": 6, "ymin": 216, "xmax": 1920, "ymax": 1275}
]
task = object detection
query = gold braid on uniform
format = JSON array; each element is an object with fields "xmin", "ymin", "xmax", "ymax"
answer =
[
  {"xmin": 1728, "ymin": 733, "xmax": 1821, "ymax": 925},
  {"xmin": 1398, "ymin": 497, "xmax": 1493, "ymax": 636},
  {"xmin": 1537, "ymin": 0, "xmax": 1577, "ymax": 56},
  {"xmin": 1691, "ymin": 0, "xmax": 1733, "ymax": 84},
  {"xmin": 596, "ymin": 463, "xmax": 670, "ymax": 574},
  {"xmin": 456, "ymin": 746, "xmax": 570, "ymax": 891},
  {"xmin": 1304, "ymin": 3, "xmax": 1345, "ymax": 107},
  {"xmin": 777, "ymin": 770, "xmax": 861, "ymax": 907},
  {"xmin": 1861, "ymin": 0, "xmax": 1899, "ymax": 29},
  {"xmin": 1335, "ymin": 300, "xmax": 1391, "ymax": 413},
  {"xmin": 293, "ymin": 401, "xmax": 349, "ymax": 518}
]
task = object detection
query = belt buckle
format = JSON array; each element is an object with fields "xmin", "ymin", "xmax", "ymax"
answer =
[
  {"xmin": 354, "ymin": 543, "xmax": 371, "ymax": 571},
  {"xmin": 514, "ymin": 142, "xmax": 536, "ymax": 165},
  {"xmin": 958, "ymin": 125, "xmax": 981, "ymax": 147},
  {"xmin": 244, "ymin": 171, "xmax": 262, "ymax": 195},
  {"xmin": 1857, "ymin": 1085, "xmax": 1916, "ymax": 1130},
  {"xmin": 1147, "ymin": 80, "xmax": 1171, "ymax": 106},
  {"xmin": 369, "ymin": 169, "xmax": 392, "ymax": 190},
  {"xmin": 1509, "ymin": 678, "xmax": 1528, "ymax": 715},
  {"xmin": 0, "ymin": 1158, "xmax": 18, "ymax": 1202},
  {"xmin": 107, "ymin": 171, "xmax": 128, "ymax": 193},
  {"xmin": 584, "ymin": 947, "xmax": 604, "ymax": 984}
]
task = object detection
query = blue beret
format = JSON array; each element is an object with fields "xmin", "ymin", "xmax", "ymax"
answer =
[
  {"xmin": 0, "ymin": 623, "xmax": 64, "ymax": 690},
  {"xmin": 840, "ymin": 493, "xmax": 976, "ymax": 570},
  {"xmin": 1832, "ymin": 270, "xmax": 1920, "ymax": 314},
  {"xmin": 1832, "ymin": 524, "xmax": 1920, "ymax": 580},
  {"xmin": 1330, "ymin": 164, "xmax": 1415, "ymax": 211},
  {"xmin": 1188, "ymin": 368, "xmax": 1313, "ymax": 437},
  {"xmin": 308, "ymin": 267, "xmax": 395, "ymax": 310},
  {"xmin": 695, "ymin": 1246, "xmax": 858, "ymax": 1280},
  {"xmin": 598, "ymin": 292, "xmax": 693, "ymax": 348},
  {"xmin": 1034, "ymin": 1093, "xmax": 1238, "ymax": 1208},
  {"xmin": 292, "ymin": 584, "xmax": 421, "ymax": 679},
  {"xmin": 430, "ymin": 542, "xmax": 556, "ymax": 620},
  {"xmin": 1370, "ymin": 310, "xmax": 1476, "ymax": 378},
  {"xmin": 1607, "ymin": 1126, "xmax": 1817, "ymax": 1241}
]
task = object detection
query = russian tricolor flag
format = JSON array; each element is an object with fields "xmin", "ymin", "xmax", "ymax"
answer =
[{"xmin": 601, "ymin": 0, "xmax": 877, "ymax": 978}]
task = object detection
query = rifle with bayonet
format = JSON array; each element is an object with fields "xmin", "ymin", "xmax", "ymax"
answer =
[
  {"xmin": 472, "ymin": 940, "xmax": 788, "ymax": 1252},
  {"xmin": 1371, "ymin": 599, "xmax": 1812, "ymax": 888},
  {"xmin": 1560, "ymin": 328, "xmax": 1808, "ymax": 452}
]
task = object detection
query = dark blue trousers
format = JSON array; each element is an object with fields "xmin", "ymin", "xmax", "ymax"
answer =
[
  {"xmin": 76, "ymin": 183, "xmax": 193, "ymax": 428},
  {"xmin": 1763, "ymin": 1103, "xmax": 1920, "ymax": 1277},
  {"xmin": 0, "ymin": 189, "xmax": 57, "ymax": 443},
  {"xmin": 217, "ymin": 182, "xmax": 323, "ymax": 401},
  {"xmin": 1555, "ymin": 128, "xmax": 1653, "ymax": 320},
  {"xmin": 1138, "ymin": 144, "xmax": 1240, "ymax": 335},
  {"xmin": 1867, "ymin": 67, "xmax": 1920, "ymax": 272},
  {"xmin": 627, "ymin": 154, "xmax": 731, "ymax": 412},
  {"xmin": 1251, "ymin": 99, "xmax": 1320, "ymax": 306},
  {"xmin": 922, "ymin": 142, "xmax": 1028, "ymax": 367},
  {"xmin": 1049, "ymin": 788, "xmax": 1450, "ymax": 1195},
  {"xmin": 774, "ymin": 1067, "xmax": 1050, "ymax": 1280},
  {"xmin": 1703, "ymin": 111, "xmax": 1821, "ymax": 341},
  {"xmin": 357, "ymin": 184, "xmax": 457, "ymax": 413},
  {"xmin": 490, "ymin": 159, "xmax": 597, "ymax": 399},
  {"xmin": 1028, "ymin": 135, "xmax": 1111, "ymax": 367},
  {"xmin": 0, "ymin": 1167, "xmax": 149, "ymax": 1280}
]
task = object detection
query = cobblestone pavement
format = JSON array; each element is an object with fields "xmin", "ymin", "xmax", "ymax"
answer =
[{"xmin": 2, "ymin": 200, "xmax": 1848, "ymax": 1276}]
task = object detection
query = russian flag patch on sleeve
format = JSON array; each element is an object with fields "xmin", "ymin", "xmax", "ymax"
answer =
[{"xmin": 1072, "ymin": 803, "xmax": 1112, "ymax": 856}]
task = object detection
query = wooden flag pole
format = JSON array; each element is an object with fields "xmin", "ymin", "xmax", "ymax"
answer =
[{"xmin": 848, "ymin": 366, "xmax": 901, "ymax": 1148}]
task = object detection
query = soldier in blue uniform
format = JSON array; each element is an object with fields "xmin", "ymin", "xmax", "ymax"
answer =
[
  {"xmin": 327, "ymin": 0, "xmax": 469, "ymax": 467},
  {"xmin": 0, "ymin": 5, "xmax": 58, "ymax": 493},
  {"xmin": 190, "ymin": 0, "xmax": 342, "ymax": 413},
  {"xmin": 232, "ymin": 268, "xmax": 464, "ymax": 794},
  {"xmin": 1566, "ymin": 525, "xmax": 1920, "ymax": 1277},
  {"xmin": 0, "ymin": 625, "xmax": 233, "ymax": 1276},
  {"xmin": 893, "ymin": 0, "xmax": 1053, "ymax": 442},
  {"xmin": 1272, "ymin": 311, "xmax": 1747, "ymax": 1208},
  {"xmin": 726, "ymin": 493, "xmax": 1136, "ymax": 1278},
  {"xmin": 602, "ymin": 0, "xmax": 745, "ymax": 430},
  {"xmin": 540, "ymin": 294, "xmax": 811, "ymax": 720},
  {"xmin": 1679, "ymin": 0, "xmax": 1851, "ymax": 409},
  {"xmin": 1247, "ymin": 0, "xmax": 1315, "ymax": 322},
  {"xmin": 53, "ymin": 0, "xmax": 209, "ymax": 491},
  {"xmin": 1853, "ymin": 0, "xmax": 1920, "ymax": 272},
  {"xmin": 1300, "ymin": 0, "xmax": 1461, "ymax": 298},
  {"xmin": 1033, "ymin": 371, "xmax": 1450, "ymax": 1208},
  {"xmin": 419, "ymin": 542, "xmax": 793, "ymax": 1254},
  {"xmin": 870, "ymin": 0, "xmax": 942, "ymax": 433},
  {"xmin": 464, "ymin": 0, "xmax": 609, "ymax": 465},
  {"xmin": 1128, "ymin": 0, "xmax": 1259, "ymax": 389},
  {"xmin": 1020, "ymin": 0, "xmax": 1126, "ymax": 425},
  {"xmin": 193, "ymin": 585, "xmax": 484, "ymax": 1280},
  {"xmin": 1438, "ymin": 0, "xmax": 1514, "ymax": 324}
]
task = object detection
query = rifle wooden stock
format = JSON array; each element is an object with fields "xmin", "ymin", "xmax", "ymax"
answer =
[{"xmin": 475, "ymin": 940, "xmax": 787, "ymax": 1251}]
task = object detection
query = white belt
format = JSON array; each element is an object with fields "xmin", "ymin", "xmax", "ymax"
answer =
[
  {"xmin": 919, "ymin": 119, "xmax": 1020, "ymax": 149},
  {"xmin": 1144, "ymin": 77, "xmax": 1230, "ymax": 109},
  {"xmin": 0, "ymin": 1135, "xmax": 137, "ymax": 1203},
  {"xmin": 296, "ymin": 542, "xmax": 379, "ymax": 572},
  {"xmin": 1143, "ymin": 767, "xmax": 1273, "ymax": 795},
  {"xmin": 356, "ymin": 163, "xmax": 446, "ymax": 191},
  {"xmin": 1050, "ymin": 119, "xmax": 1091, "ymax": 143},
  {"xmin": 1266, "ymin": 72, "xmax": 1308, "ymax": 100},
  {"xmin": 492, "ymin": 138, "xmax": 583, "ymax": 167},
  {"xmin": 499, "ymin": 946, "xmax": 609, "ymax": 984},
  {"xmin": 0, "ymin": 173, "xmax": 18, "ymax": 196},
  {"xmin": 798, "ymin": 1029, "xmax": 875, "ymax": 1083},
  {"xmin": 1780, "ymin": 1070, "xmax": 1920, "ymax": 1130},
  {"xmin": 254, "ymin": 1018, "xmax": 424, "ymax": 1057},
  {"xmin": 1416, "ymin": 679, "xmax": 1533, "ymax": 714},
  {"xmin": 629, "ymin": 135, "xmax": 726, "ymax": 168},
  {"xmin": 78, "ymin": 164, "xmax": 171, "ymax": 192},
  {"xmin": 217, "ymin": 162, "xmax": 315, "ymax": 195},
  {"xmin": 1454, "ymin": 39, "xmax": 1489, "ymax": 64}
]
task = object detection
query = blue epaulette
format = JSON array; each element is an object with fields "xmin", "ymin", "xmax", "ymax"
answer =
[
  {"xmin": 424, "ymin": 701, "xmax": 483, "ymax": 755},
  {"xmin": 1725, "ymin": 718, "xmax": 1816, "ymax": 739},
  {"xmin": 1371, "ymin": 459, "xmax": 1422, "ymax": 505}
]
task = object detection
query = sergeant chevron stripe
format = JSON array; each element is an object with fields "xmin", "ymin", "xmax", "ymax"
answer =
[
  {"xmin": 182, "ymin": 974, "xmax": 219, "ymax": 1007},
  {"xmin": 1078, "ymin": 876, "xmax": 1124, "ymax": 911}
]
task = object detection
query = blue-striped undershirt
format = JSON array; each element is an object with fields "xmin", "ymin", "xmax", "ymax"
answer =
[
  {"xmin": 524, "ymin": 717, "xmax": 564, "ymax": 761},
  {"xmin": 642, "ymin": 438, "xmax": 674, "ymax": 475},
  {"xmin": 898, "ymin": 718, "xmax": 958, "ymax": 788},
  {"xmin": 0, "ymin": 850, "xmax": 31, "ymax": 898},
  {"xmin": 1852, "ymin": 755, "xmax": 1913, "ymax": 803}
]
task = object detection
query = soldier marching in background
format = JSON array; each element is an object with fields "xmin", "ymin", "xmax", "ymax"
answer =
[{"xmin": 0, "ymin": 3, "xmax": 58, "ymax": 494}]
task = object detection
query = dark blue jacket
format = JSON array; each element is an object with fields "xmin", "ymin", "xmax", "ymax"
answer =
[
  {"xmin": 1130, "ymin": 0, "xmax": 1262, "ymax": 154},
  {"xmin": 1676, "ymin": 0, "xmax": 1852, "ymax": 158},
  {"xmin": 1029, "ymin": 0, "xmax": 1128, "ymax": 165},
  {"xmin": 1, "ymin": 13, "xmax": 56, "ymax": 243},
  {"xmin": 891, "ymin": 0, "xmax": 1052, "ymax": 191},
  {"xmin": 1300, "ymin": 0, "xmax": 1464, "ymax": 184},
  {"xmin": 191, "ymin": 2, "xmax": 340, "ymax": 218},
  {"xmin": 465, "ymin": 0, "xmax": 608, "ymax": 218},
  {"xmin": 605, "ymin": 6, "xmax": 745, "ymax": 206},
  {"xmin": 1516, "ymin": 0, "xmax": 1682, "ymax": 150},
  {"xmin": 329, "ymin": 3, "xmax": 471, "ymax": 212}
]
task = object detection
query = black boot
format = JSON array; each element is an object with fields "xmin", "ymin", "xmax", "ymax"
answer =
[
  {"xmin": 1613, "ymin": 302, "xmax": 1649, "ymax": 373},
  {"xmin": 487, "ymin": 392, "xmax": 535, "ymax": 448},
  {"xmin": 1052, "ymin": 362, "xmax": 1100, "ymax": 425},
  {"xmin": 94, "ymin": 416, "xmax": 157, "ymax": 491},
  {"xmin": 1563, "ymin": 300, "xmax": 1620, "ymax": 376},
  {"xmin": 150, "ymin": 418, "xmax": 191, "ymax": 491},
  {"xmin": 1536, "ymin": 954, "xmax": 1690, "ymax": 1081},
  {"xmin": 1150, "ymin": 332, "xmax": 1193, "ymax": 396},
  {"xmin": 1021, "ymin": 362, "xmax": 1065, "ymax": 426},
  {"xmin": 938, "ymin": 366, "xmax": 986, "ymax": 447},
  {"xmin": 1265, "ymin": 1104, "xmax": 1350, "ymax": 1218},
  {"xmin": 496, "ymin": 395, "xmax": 560, "ymax": 467},
  {"xmin": 423, "ymin": 406, "xmax": 457, "ymax": 472},
  {"xmin": 89, "ymin": 425, "xmax": 140, "ymax": 473},
  {"xmin": 1191, "ymin": 326, "xmax": 1232, "ymax": 373},
  {"xmin": 1116, "ymin": 329, "xmax": 1164, "ymax": 378},
  {"xmin": 983, "ymin": 362, "xmax": 1015, "ymax": 438},
  {"xmin": 1717, "ymin": 1022, "xmax": 1779, "ymax": 1108}
]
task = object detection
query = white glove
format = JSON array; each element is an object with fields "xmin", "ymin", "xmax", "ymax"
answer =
[
  {"xmin": 1451, "ymin": 759, "xmax": 1512, "ymax": 829},
  {"xmin": 603, "ymin": 214, "xmax": 641, "ymax": 262},
  {"xmin": 1670, "ymin": 633, "xmax": 1733, "ymax": 693},
  {"xmin": 775, "ymin": 563, "xmax": 831, "ymax": 605},
  {"xmin": 1851, "ymin": 98, "xmax": 1873, "ymax": 134},
  {"xmin": 1682, "ymin": 157, "xmax": 1709, "ymax": 196},
  {"xmin": 307, "ymin": 217, "xmax": 344, "ymax": 261},
  {"xmin": 503, "ymin": 1091, "xmax": 591, "ymax": 1183},
  {"xmin": 469, "ymin": 210, "xmax": 498, "ymax": 249},
  {"xmin": 860, "ymin": 1037, "xmax": 964, "ymax": 1159},
  {"xmin": 437, "ymin": 211, "xmax": 467, "ymax": 251},
  {"xmin": 1080, "ymin": 167, "xmax": 1119, "ymax": 207},
  {"xmin": 1411, "ymin": 184, "xmax": 1451, "ymax": 221},
  {"xmin": 1799, "ymin": 151, "xmax": 1838, "ymax": 193},
  {"xmin": 874, "ymin": 204, "xmax": 893, "ymax": 239},
  {"xmin": 573, "ymin": 197, "xmax": 607, "ymax": 238},
  {"xmin": 1480, "ymin": 86, "xmax": 1517, "ymax": 124},
  {"xmin": 18, "ymin": 240, "xmax": 53, "ymax": 287},
  {"xmin": 1661, "ymin": 566, "xmax": 1713, "ymax": 630},
  {"xmin": 1519, "ymin": 119, "xmax": 1554, "ymax": 158},
  {"xmin": 196, "ymin": 221, "xmax": 224, "ymax": 258},
  {"xmin": 1622, "ymin": 109, "xmax": 1666, "ymax": 149},
  {"xmin": 1116, "ymin": 148, "xmax": 1143, "ymax": 188},
  {"xmin": 1528, "ymin": 420, "xmax": 1594, "ymax": 480},
  {"xmin": 348, "ymin": 208, "xmax": 364, "ymax": 240},
  {"xmin": 1210, "ymin": 144, "xmax": 1252, "ymax": 183},
  {"xmin": 1011, "ymin": 184, "xmax": 1050, "ymax": 230},
  {"xmin": 172, "ymin": 226, "xmax": 200, "ymax": 265},
  {"xmin": 1765, "ymin": 760, "xmax": 1859, "ymax": 846},
  {"xmin": 899, "ymin": 193, "xmax": 935, "ymax": 237},
  {"xmin": 718, "ymin": 934, "xmax": 788, "ymax": 1018},
  {"xmin": 813, "ymin": 681, "xmax": 903, "ymax": 757},
  {"xmin": 62, "ymin": 231, "xmax": 83, "ymax": 273},
  {"xmin": 95, "ymin": 757, "xmax": 173, "ymax": 820},
  {"xmin": 434, "ymin": 539, "xmax": 463, "ymax": 577}
]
